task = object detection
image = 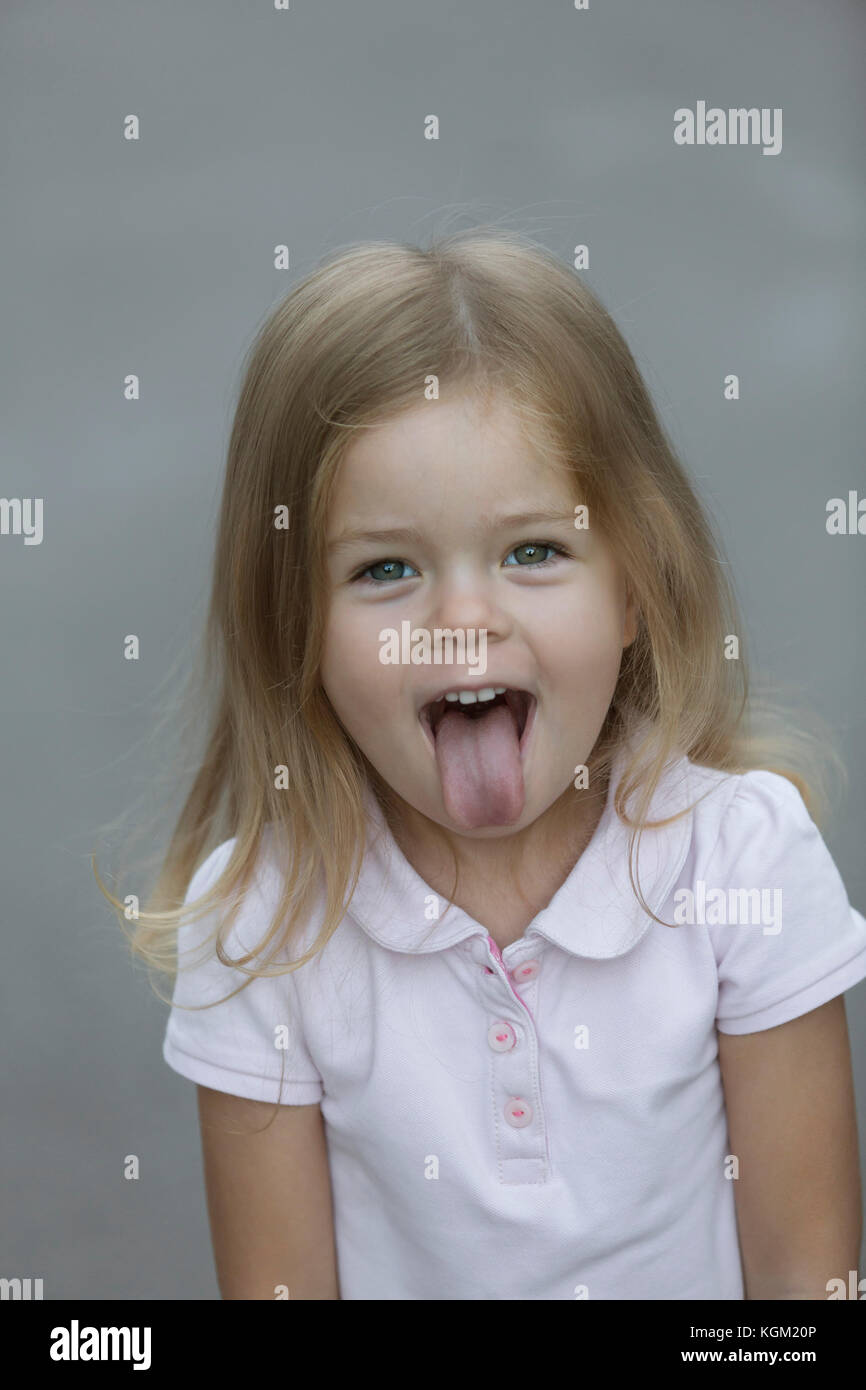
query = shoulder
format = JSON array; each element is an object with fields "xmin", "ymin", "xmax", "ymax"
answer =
[
  {"xmin": 186, "ymin": 824, "xmax": 293, "ymax": 899},
  {"xmin": 675, "ymin": 763, "xmax": 852, "ymax": 928},
  {"xmin": 185, "ymin": 825, "xmax": 338, "ymax": 978},
  {"xmin": 179, "ymin": 825, "xmax": 295, "ymax": 958},
  {"xmin": 183, "ymin": 837, "xmax": 237, "ymax": 905},
  {"xmin": 655, "ymin": 757, "xmax": 840, "ymax": 909},
  {"xmin": 679, "ymin": 761, "xmax": 814, "ymax": 869},
  {"xmin": 164, "ymin": 825, "xmax": 325, "ymax": 1103}
]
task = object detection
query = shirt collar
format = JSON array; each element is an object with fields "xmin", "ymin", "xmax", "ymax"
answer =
[{"xmin": 347, "ymin": 722, "xmax": 697, "ymax": 960}]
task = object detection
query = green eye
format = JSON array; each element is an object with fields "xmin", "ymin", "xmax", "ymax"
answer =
[
  {"xmin": 353, "ymin": 540, "xmax": 568, "ymax": 584},
  {"xmin": 355, "ymin": 559, "xmax": 420, "ymax": 584},
  {"xmin": 503, "ymin": 541, "xmax": 566, "ymax": 567}
]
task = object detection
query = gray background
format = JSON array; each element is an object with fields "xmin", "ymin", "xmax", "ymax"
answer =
[{"xmin": 1, "ymin": 0, "xmax": 864, "ymax": 1298}]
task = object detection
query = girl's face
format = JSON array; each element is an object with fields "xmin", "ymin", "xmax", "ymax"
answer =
[{"xmin": 320, "ymin": 392, "xmax": 638, "ymax": 837}]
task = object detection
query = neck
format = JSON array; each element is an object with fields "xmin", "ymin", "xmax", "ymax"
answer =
[{"xmin": 383, "ymin": 771, "xmax": 610, "ymax": 907}]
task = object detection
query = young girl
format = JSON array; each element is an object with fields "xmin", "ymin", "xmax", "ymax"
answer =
[{"xmin": 103, "ymin": 230, "xmax": 866, "ymax": 1300}]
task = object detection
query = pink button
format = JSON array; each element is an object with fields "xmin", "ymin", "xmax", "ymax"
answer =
[
  {"xmin": 504, "ymin": 1097, "xmax": 533, "ymax": 1128},
  {"xmin": 511, "ymin": 958, "xmax": 540, "ymax": 983},
  {"xmin": 487, "ymin": 1021, "xmax": 517, "ymax": 1052}
]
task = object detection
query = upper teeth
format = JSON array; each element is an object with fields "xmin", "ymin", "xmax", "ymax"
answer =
[{"xmin": 441, "ymin": 686, "xmax": 506, "ymax": 705}]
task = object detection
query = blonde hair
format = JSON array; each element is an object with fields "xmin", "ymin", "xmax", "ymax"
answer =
[{"xmin": 94, "ymin": 228, "xmax": 846, "ymax": 1084}]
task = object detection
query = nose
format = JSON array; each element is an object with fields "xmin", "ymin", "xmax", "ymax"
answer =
[{"xmin": 424, "ymin": 569, "xmax": 514, "ymax": 649}]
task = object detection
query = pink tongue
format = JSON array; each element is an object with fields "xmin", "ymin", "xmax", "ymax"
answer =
[{"xmin": 433, "ymin": 702, "xmax": 525, "ymax": 829}]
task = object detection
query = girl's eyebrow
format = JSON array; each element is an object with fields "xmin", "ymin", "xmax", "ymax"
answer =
[{"xmin": 328, "ymin": 508, "xmax": 576, "ymax": 553}]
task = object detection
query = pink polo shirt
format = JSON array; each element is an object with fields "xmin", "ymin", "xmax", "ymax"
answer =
[{"xmin": 163, "ymin": 741, "xmax": 866, "ymax": 1299}]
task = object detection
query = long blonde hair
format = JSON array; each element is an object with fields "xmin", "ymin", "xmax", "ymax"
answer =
[{"xmin": 94, "ymin": 228, "xmax": 845, "ymax": 1034}]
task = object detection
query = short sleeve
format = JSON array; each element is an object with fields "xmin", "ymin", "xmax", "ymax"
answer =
[
  {"xmin": 162, "ymin": 837, "xmax": 324, "ymax": 1104},
  {"xmin": 706, "ymin": 770, "xmax": 866, "ymax": 1034}
]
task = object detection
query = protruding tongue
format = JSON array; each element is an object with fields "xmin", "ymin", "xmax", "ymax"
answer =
[{"xmin": 433, "ymin": 701, "xmax": 525, "ymax": 829}]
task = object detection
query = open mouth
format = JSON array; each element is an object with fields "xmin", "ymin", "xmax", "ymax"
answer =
[{"xmin": 419, "ymin": 688, "xmax": 535, "ymax": 748}]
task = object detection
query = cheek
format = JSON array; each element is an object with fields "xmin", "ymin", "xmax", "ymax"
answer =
[
  {"xmin": 533, "ymin": 582, "xmax": 624, "ymax": 666},
  {"xmin": 320, "ymin": 603, "xmax": 393, "ymax": 720},
  {"xmin": 320, "ymin": 606, "xmax": 360, "ymax": 715}
]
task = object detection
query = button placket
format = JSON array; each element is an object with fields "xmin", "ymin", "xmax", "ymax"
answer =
[{"xmin": 477, "ymin": 935, "xmax": 547, "ymax": 1180}]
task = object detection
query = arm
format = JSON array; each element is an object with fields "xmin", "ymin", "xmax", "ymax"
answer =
[
  {"xmin": 717, "ymin": 995, "xmax": 862, "ymax": 1299},
  {"xmin": 196, "ymin": 1084, "xmax": 340, "ymax": 1299}
]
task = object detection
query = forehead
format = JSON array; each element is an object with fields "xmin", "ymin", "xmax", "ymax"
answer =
[{"xmin": 329, "ymin": 393, "xmax": 574, "ymax": 516}]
